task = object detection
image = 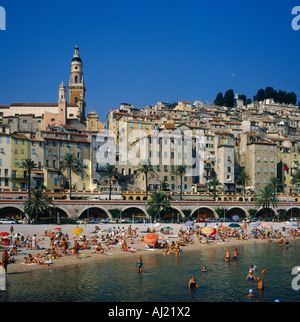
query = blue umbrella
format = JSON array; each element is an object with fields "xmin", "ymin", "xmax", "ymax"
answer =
[
  {"xmin": 185, "ymin": 221, "xmax": 194, "ymax": 227},
  {"xmin": 232, "ymin": 215, "xmax": 239, "ymax": 221}
]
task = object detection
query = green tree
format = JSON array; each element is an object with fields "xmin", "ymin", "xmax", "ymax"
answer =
[
  {"xmin": 236, "ymin": 171, "xmax": 251, "ymax": 201},
  {"xmin": 207, "ymin": 177, "xmax": 224, "ymax": 201},
  {"xmin": 224, "ymin": 89, "xmax": 234, "ymax": 107},
  {"xmin": 147, "ymin": 191, "xmax": 171, "ymax": 221},
  {"xmin": 171, "ymin": 164, "xmax": 187, "ymax": 201},
  {"xmin": 265, "ymin": 86, "xmax": 275, "ymax": 99},
  {"xmin": 102, "ymin": 163, "xmax": 122, "ymax": 201},
  {"xmin": 136, "ymin": 160, "xmax": 157, "ymax": 200},
  {"xmin": 60, "ymin": 152, "xmax": 83, "ymax": 200},
  {"xmin": 19, "ymin": 158, "xmax": 37, "ymax": 200},
  {"xmin": 214, "ymin": 92, "xmax": 225, "ymax": 106},
  {"xmin": 256, "ymin": 88, "xmax": 265, "ymax": 102},
  {"xmin": 238, "ymin": 94, "xmax": 247, "ymax": 105},
  {"xmin": 24, "ymin": 186, "xmax": 54, "ymax": 221},
  {"xmin": 255, "ymin": 185, "xmax": 279, "ymax": 219},
  {"xmin": 291, "ymin": 168, "xmax": 300, "ymax": 190},
  {"xmin": 267, "ymin": 176, "xmax": 283, "ymax": 193}
]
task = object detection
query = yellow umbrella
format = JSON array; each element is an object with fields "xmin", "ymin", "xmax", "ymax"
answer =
[
  {"xmin": 72, "ymin": 227, "xmax": 83, "ymax": 235},
  {"xmin": 201, "ymin": 226, "xmax": 214, "ymax": 235}
]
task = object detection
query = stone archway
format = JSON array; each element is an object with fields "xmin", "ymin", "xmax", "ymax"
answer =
[
  {"xmin": 120, "ymin": 207, "xmax": 148, "ymax": 221},
  {"xmin": 190, "ymin": 207, "xmax": 216, "ymax": 220},
  {"xmin": 0, "ymin": 206, "xmax": 24, "ymax": 220},
  {"xmin": 78, "ymin": 207, "xmax": 111, "ymax": 219},
  {"xmin": 255, "ymin": 207, "xmax": 277, "ymax": 219},
  {"xmin": 225, "ymin": 207, "xmax": 249, "ymax": 219}
]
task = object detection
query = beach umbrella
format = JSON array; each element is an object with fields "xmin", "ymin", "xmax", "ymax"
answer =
[
  {"xmin": 144, "ymin": 233, "xmax": 159, "ymax": 244},
  {"xmin": 220, "ymin": 226, "xmax": 228, "ymax": 231},
  {"xmin": 279, "ymin": 222, "xmax": 287, "ymax": 227},
  {"xmin": 229, "ymin": 223, "xmax": 240, "ymax": 228},
  {"xmin": 249, "ymin": 222, "xmax": 258, "ymax": 227},
  {"xmin": 232, "ymin": 215, "xmax": 239, "ymax": 221},
  {"xmin": 201, "ymin": 226, "xmax": 214, "ymax": 236},
  {"xmin": 153, "ymin": 223, "xmax": 162, "ymax": 228},
  {"xmin": 162, "ymin": 226, "xmax": 173, "ymax": 231},
  {"xmin": 0, "ymin": 232, "xmax": 9, "ymax": 237},
  {"xmin": 185, "ymin": 221, "xmax": 194, "ymax": 227},
  {"xmin": 72, "ymin": 227, "xmax": 83, "ymax": 235},
  {"xmin": 53, "ymin": 227, "xmax": 62, "ymax": 231}
]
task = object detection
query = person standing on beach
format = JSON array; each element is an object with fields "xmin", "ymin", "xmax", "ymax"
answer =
[
  {"xmin": 32, "ymin": 234, "xmax": 37, "ymax": 250},
  {"xmin": 74, "ymin": 240, "xmax": 80, "ymax": 259},
  {"xmin": 2, "ymin": 250, "xmax": 9, "ymax": 274},
  {"xmin": 10, "ymin": 225, "xmax": 14, "ymax": 236},
  {"xmin": 62, "ymin": 238, "xmax": 68, "ymax": 256}
]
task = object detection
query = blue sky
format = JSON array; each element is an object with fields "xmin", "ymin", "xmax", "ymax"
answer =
[{"xmin": 0, "ymin": 0, "xmax": 300, "ymax": 122}]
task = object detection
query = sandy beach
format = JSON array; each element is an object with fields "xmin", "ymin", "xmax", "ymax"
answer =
[{"xmin": 0, "ymin": 221, "xmax": 296, "ymax": 274}]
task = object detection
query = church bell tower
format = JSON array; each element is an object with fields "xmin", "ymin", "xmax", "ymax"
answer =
[{"xmin": 68, "ymin": 45, "xmax": 86, "ymax": 123}]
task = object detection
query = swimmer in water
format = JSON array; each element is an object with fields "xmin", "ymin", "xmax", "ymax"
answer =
[
  {"xmin": 232, "ymin": 248, "xmax": 238, "ymax": 260},
  {"xmin": 260, "ymin": 267, "xmax": 267, "ymax": 274},
  {"xmin": 135, "ymin": 255, "xmax": 143, "ymax": 273},
  {"xmin": 188, "ymin": 276, "xmax": 198, "ymax": 289},
  {"xmin": 246, "ymin": 270, "xmax": 256, "ymax": 281},
  {"xmin": 201, "ymin": 266, "xmax": 207, "ymax": 272},
  {"xmin": 248, "ymin": 289, "xmax": 254, "ymax": 298},
  {"xmin": 225, "ymin": 249, "xmax": 230, "ymax": 262},
  {"xmin": 257, "ymin": 277, "xmax": 264, "ymax": 290}
]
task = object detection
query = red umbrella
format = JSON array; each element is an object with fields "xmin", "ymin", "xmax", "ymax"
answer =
[
  {"xmin": 0, "ymin": 232, "xmax": 9, "ymax": 237},
  {"xmin": 53, "ymin": 228, "xmax": 62, "ymax": 231},
  {"xmin": 144, "ymin": 233, "xmax": 159, "ymax": 244}
]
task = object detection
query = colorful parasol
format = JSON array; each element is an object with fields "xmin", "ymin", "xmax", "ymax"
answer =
[
  {"xmin": 201, "ymin": 226, "xmax": 216, "ymax": 236},
  {"xmin": 72, "ymin": 227, "xmax": 83, "ymax": 235},
  {"xmin": 144, "ymin": 233, "xmax": 159, "ymax": 244}
]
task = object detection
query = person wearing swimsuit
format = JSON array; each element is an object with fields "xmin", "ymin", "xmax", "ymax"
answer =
[
  {"xmin": 136, "ymin": 255, "xmax": 143, "ymax": 273},
  {"xmin": 246, "ymin": 270, "xmax": 256, "ymax": 281},
  {"xmin": 225, "ymin": 249, "xmax": 230, "ymax": 262},
  {"xmin": 188, "ymin": 276, "xmax": 198, "ymax": 289}
]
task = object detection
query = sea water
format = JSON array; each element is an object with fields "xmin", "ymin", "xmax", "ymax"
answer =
[{"xmin": 1, "ymin": 240, "xmax": 300, "ymax": 302}]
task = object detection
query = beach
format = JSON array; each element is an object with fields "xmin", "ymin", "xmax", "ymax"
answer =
[{"xmin": 0, "ymin": 221, "xmax": 296, "ymax": 274}]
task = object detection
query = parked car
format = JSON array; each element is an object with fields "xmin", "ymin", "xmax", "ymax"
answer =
[
  {"xmin": 289, "ymin": 217, "xmax": 300, "ymax": 222},
  {"xmin": 88, "ymin": 218, "xmax": 102, "ymax": 224},
  {"xmin": 209, "ymin": 218, "xmax": 221, "ymax": 222},
  {"xmin": 0, "ymin": 218, "xmax": 18, "ymax": 224},
  {"xmin": 195, "ymin": 218, "xmax": 210, "ymax": 223},
  {"xmin": 76, "ymin": 218, "xmax": 87, "ymax": 224}
]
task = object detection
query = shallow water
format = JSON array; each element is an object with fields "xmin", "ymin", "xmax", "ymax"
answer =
[{"xmin": 2, "ymin": 240, "xmax": 300, "ymax": 302}]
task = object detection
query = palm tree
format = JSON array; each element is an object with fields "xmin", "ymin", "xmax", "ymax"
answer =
[
  {"xmin": 136, "ymin": 160, "xmax": 157, "ymax": 200},
  {"xmin": 24, "ymin": 186, "xmax": 54, "ymax": 222},
  {"xmin": 255, "ymin": 185, "xmax": 279, "ymax": 219},
  {"xmin": 207, "ymin": 176, "xmax": 224, "ymax": 201},
  {"xmin": 101, "ymin": 163, "xmax": 122, "ymax": 200},
  {"xmin": 147, "ymin": 191, "xmax": 171, "ymax": 221},
  {"xmin": 171, "ymin": 165, "xmax": 187, "ymax": 200},
  {"xmin": 19, "ymin": 158, "xmax": 37, "ymax": 200},
  {"xmin": 236, "ymin": 171, "xmax": 251, "ymax": 201},
  {"xmin": 291, "ymin": 169, "xmax": 300, "ymax": 192},
  {"xmin": 268, "ymin": 176, "xmax": 283, "ymax": 193},
  {"xmin": 60, "ymin": 152, "xmax": 82, "ymax": 200}
]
